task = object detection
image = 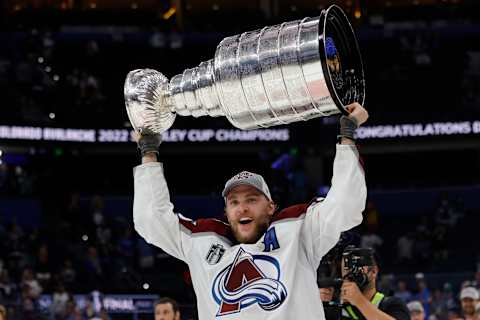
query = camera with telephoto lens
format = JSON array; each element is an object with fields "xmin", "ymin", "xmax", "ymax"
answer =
[
  {"xmin": 318, "ymin": 241, "xmax": 376, "ymax": 320},
  {"xmin": 342, "ymin": 245, "xmax": 375, "ymax": 290}
]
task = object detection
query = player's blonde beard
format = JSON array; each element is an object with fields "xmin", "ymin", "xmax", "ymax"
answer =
[{"xmin": 231, "ymin": 216, "xmax": 271, "ymax": 244}]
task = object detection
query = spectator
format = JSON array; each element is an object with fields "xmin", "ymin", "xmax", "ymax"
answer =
[
  {"xmin": 395, "ymin": 280, "xmax": 413, "ymax": 304},
  {"xmin": 378, "ymin": 274, "xmax": 396, "ymax": 296},
  {"xmin": 397, "ymin": 232, "xmax": 414, "ymax": 264},
  {"xmin": 137, "ymin": 238, "xmax": 155, "ymax": 270},
  {"xmin": 413, "ymin": 220, "xmax": 432, "ymax": 265},
  {"xmin": 442, "ymin": 283, "xmax": 459, "ymax": 314},
  {"xmin": 35, "ymin": 244, "xmax": 53, "ymax": 291},
  {"xmin": 21, "ymin": 268, "xmax": 42, "ymax": 299},
  {"xmin": 432, "ymin": 224, "xmax": 448, "ymax": 263},
  {"xmin": 414, "ymin": 274, "xmax": 432, "ymax": 319},
  {"xmin": 116, "ymin": 226, "xmax": 135, "ymax": 267},
  {"xmin": 60, "ymin": 259, "xmax": 77, "ymax": 289},
  {"xmin": 51, "ymin": 283, "xmax": 70, "ymax": 319},
  {"xmin": 82, "ymin": 298, "xmax": 97, "ymax": 319},
  {"xmin": 154, "ymin": 297, "xmax": 181, "ymax": 320},
  {"xmin": 98, "ymin": 308, "xmax": 111, "ymax": 320},
  {"xmin": 91, "ymin": 195, "xmax": 105, "ymax": 228},
  {"xmin": 447, "ymin": 308, "xmax": 463, "ymax": 320},
  {"xmin": 407, "ymin": 301, "xmax": 425, "ymax": 320},
  {"xmin": 64, "ymin": 298, "xmax": 82, "ymax": 320},
  {"xmin": 360, "ymin": 230, "xmax": 383, "ymax": 252},
  {"xmin": 20, "ymin": 287, "xmax": 37, "ymax": 320},
  {"xmin": 460, "ymin": 287, "xmax": 479, "ymax": 320},
  {"xmin": 430, "ymin": 288, "xmax": 449, "ymax": 320},
  {"xmin": 0, "ymin": 305, "xmax": 6, "ymax": 320},
  {"xmin": 0, "ymin": 270, "xmax": 16, "ymax": 305},
  {"xmin": 6, "ymin": 223, "xmax": 24, "ymax": 253},
  {"xmin": 84, "ymin": 247, "xmax": 103, "ymax": 289}
]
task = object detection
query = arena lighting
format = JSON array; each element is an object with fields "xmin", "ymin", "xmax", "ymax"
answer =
[
  {"xmin": 49, "ymin": 113, "xmax": 55, "ymax": 119},
  {"xmin": 45, "ymin": 66, "xmax": 51, "ymax": 73},
  {"xmin": 0, "ymin": 149, "xmax": 3, "ymax": 157},
  {"xmin": 37, "ymin": 57, "xmax": 44, "ymax": 63},
  {"xmin": 53, "ymin": 75, "xmax": 60, "ymax": 81},
  {"xmin": 142, "ymin": 283, "xmax": 150, "ymax": 290},
  {"xmin": 82, "ymin": 235, "xmax": 89, "ymax": 241},
  {"xmin": 354, "ymin": 8, "xmax": 361, "ymax": 19},
  {"xmin": 163, "ymin": 6, "xmax": 176, "ymax": 19}
]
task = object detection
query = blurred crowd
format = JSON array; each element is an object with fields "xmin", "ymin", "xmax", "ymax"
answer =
[
  {"xmin": 0, "ymin": 29, "xmax": 106, "ymax": 126},
  {"xmin": 0, "ymin": 21, "xmax": 479, "ymax": 128},
  {"xmin": 0, "ymin": 187, "xmax": 478, "ymax": 319},
  {"xmin": 390, "ymin": 274, "xmax": 480, "ymax": 320},
  {"xmin": 0, "ymin": 191, "xmax": 187, "ymax": 319},
  {"xmin": 1, "ymin": 7, "xmax": 480, "ymax": 320}
]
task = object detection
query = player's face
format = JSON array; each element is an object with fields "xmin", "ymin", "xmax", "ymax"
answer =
[
  {"xmin": 155, "ymin": 303, "xmax": 176, "ymax": 320},
  {"xmin": 410, "ymin": 311, "xmax": 425, "ymax": 320},
  {"xmin": 461, "ymin": 298, "xmax": 476, "ymax": 316},
  {"xmin": 225, "ymin": 185, "xmax": 275, "ymax": 244}
]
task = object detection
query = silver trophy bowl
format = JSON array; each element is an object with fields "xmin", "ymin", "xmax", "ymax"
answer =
[{"xmin": 124, "ymin": 5, "xmax": 364, "ymax": 134}]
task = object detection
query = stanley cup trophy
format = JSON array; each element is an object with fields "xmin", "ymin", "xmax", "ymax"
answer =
[{"xmin": 124, "ymin": 5, "xmax": 365, "ymax": 134}]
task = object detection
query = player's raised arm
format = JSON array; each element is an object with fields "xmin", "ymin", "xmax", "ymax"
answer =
[
  {"xmin": 132, "ymin": 132, "xmax": 191, "ymax": 261},
  {"xmin": 302, "ymin": 103, "xmax": 368, "ymax": 267}
]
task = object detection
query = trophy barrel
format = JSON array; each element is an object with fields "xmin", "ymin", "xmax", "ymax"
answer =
[{"xmin": 211, "ymin": 4, "xmax": 364, "ymax": 129}]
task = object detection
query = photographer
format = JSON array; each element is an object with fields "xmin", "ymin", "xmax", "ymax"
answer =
[{"xmin": 320, "ymin": 246, "xmax": 409, "ymax": 320}]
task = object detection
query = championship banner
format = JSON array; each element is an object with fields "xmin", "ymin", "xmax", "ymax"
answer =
[
  {"xmin": 38, "ymin": 294, "xmax": 159, "ymax": 314},
  {"xmin": 0, "ymin": 125, "xmax": 290, "ymax": 143},
  {"xmin": 1, "ymin": 120, "xmax": 479, "ymax": 144}
]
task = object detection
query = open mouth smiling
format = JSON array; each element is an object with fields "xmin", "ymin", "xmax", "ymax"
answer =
[{"xmin": 239, "ymin": 217, "xmax": 253, "ymax": 225}]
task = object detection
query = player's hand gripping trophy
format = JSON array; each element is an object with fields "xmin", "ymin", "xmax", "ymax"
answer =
[{"xmin": 124, "ymin": 5, "xmax": 365, "ymax": 146}]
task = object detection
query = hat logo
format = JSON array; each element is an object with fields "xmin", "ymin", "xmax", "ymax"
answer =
[{"xmin": 232, "ymin": 171, "xmax": 255, "ymax": 181}]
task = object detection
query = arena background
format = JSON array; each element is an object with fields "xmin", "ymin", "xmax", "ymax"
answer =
[{"xmin": 0, "ymin": 0, "xmax": 479, "ymax": 319}]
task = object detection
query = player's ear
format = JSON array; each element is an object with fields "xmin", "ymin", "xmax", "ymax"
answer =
[{"xmin": 267, "ymin": 201, "xmax": 276, "ymax": 216}]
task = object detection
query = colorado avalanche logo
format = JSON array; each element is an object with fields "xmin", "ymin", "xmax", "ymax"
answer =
[{"xmin": 212, "ymin": 248, "xmax": 287, "ymax": 316}]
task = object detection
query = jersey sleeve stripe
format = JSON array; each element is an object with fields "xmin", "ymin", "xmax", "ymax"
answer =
[{"xmin": 178, "ymin": 216, "xmax": 236, "ymax": 242}]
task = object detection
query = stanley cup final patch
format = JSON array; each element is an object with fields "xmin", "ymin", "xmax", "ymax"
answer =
[{"xmin": 206, "ymin": 243, "xmax": 226, "ymax": 265}]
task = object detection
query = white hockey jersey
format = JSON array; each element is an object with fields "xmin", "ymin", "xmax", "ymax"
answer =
[{"xmin": 133, "ymin": 144, "xmax": 367, "ymax": 320}]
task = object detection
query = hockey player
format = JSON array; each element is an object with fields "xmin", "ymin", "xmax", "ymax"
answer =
[{"xmin": 133, "ymin": 102, "xmax": 368, "ymax": 320}]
